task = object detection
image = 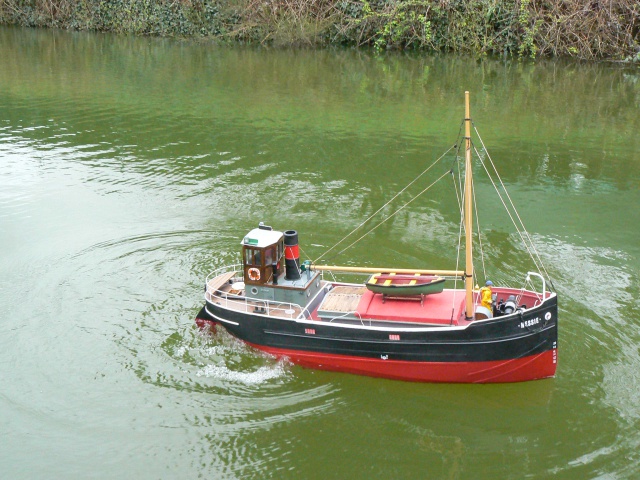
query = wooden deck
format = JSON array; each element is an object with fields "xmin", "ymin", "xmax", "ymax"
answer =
[
  {"xmin": 319, "ymin": 286, "xmax": 366, "ymax": 313},
  {"xmin": 207, "ymin": 271, "xmax": 237, "ymax": 292},
  {"xmin": 205, "ymin": 271, "xmax": 237, "ymax": 302}
]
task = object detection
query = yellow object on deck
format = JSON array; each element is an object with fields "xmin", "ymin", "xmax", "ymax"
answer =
[{"xmin": 368, "ymin": 273, "xmax": 382, "ymax": 285}]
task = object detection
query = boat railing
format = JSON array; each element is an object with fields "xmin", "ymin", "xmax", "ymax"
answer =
[
  {"xmin": 327, "ymin": 310, "xmax": 368, "ymax": 326},
  {"xmin": 212, "ymin": 293, "xmax": 306, "ymax": 320},
  {"xmin": 525, "ymin": 271, "xmax": 549, "ymax": 307},
  {"xmin": 205, "ymin": 264, "xmax": 306, "ymax": 320},
  {"xmin": 206, "ymin": 264, "xmax": 245, "ymax": 287},
  {"xmin": 527, "ymin": 272, "xmax": 546, "ymax": 297}
]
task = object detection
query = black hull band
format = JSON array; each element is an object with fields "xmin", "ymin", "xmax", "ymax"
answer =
[{"xmin": 202, "ymin": 296, "xmax": 558, "ymax": 364}]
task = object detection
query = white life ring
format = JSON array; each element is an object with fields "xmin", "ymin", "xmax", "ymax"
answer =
[{"xmin": 248, "ymin": 268, "xmax": 261, "ymax": 281}]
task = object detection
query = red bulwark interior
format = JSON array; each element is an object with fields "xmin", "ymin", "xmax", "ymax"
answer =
[{"xmin": 356, "ymin": 289, "xmax": 466, "ymax": 325}]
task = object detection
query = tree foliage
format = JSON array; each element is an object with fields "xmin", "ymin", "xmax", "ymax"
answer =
[{"xmin": 1, "ymin": 0, "xmax": 639, "ymax": 61}]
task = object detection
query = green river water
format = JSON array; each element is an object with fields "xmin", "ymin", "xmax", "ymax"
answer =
[{"xmin": 1, "ymin": 26, "xmax": 639, "ymax": 479}]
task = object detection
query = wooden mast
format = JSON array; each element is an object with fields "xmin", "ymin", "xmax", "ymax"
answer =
[
  {"xmin": 310, "ymin": 94, "xmax": 475, "ymax": 312},
  {"xmin": 464, "ymin": 91, "xmax": 474, "ymax": 319}
]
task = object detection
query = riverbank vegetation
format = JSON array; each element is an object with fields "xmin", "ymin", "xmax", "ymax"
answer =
[{"xmin": 1, "ymin": 0, "xmax": 639, "ymax": 61}]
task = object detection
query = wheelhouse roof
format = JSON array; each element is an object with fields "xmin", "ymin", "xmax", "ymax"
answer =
[{"xmin": 241, "ymin": 228, "xmax": 283, "ymax": 248}]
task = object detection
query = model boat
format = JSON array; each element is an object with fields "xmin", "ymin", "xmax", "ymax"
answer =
[{"xmin": 195, "ymin": 92, "xmax": 558, "ymax": 383}]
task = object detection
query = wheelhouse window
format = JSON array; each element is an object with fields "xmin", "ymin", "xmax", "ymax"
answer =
[
  {"xmin": 277, "ymin": 240, "xmax": 284, "ymax": 264},
  {"xmin": 244, "ymin": 248, "xmax": 262, "ymax": 266}
]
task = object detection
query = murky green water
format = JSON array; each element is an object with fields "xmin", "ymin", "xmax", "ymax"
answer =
[{"xmin": 1, "ymin": 26, "xmax": 639, "ymax": 478}]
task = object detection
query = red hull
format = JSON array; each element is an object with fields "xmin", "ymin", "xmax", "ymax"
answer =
[
  {"xmin": 249, "ymin": 343, "xmax": 557, "ymax": 383},
  {"xmin": 195, "ymin": 318, "xmax": 217, "ymax": 332},
  {"xmin": 196, "ymin": 319, "xmax": 557, "ymax": 383}
]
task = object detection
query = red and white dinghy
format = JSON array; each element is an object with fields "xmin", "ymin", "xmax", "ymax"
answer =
[{"xmin": 196, "ymin": 93, "xmax": 558, "ymax": 383}]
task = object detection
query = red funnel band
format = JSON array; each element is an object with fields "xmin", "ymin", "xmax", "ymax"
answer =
[{"xmin": 285, "ymin": 245, "xmax": 299, "ymax": 260}]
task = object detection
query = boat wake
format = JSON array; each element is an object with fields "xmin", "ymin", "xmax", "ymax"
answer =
[
  {"xmin": 172, "ymin": 330, "xmax": 294, "ymax": 386},
  {"xmin": 195, "ymin": 362, "xmax": 289, "ymax": 384}
]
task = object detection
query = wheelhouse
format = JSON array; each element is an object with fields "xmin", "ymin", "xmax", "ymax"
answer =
[{"xmin": 241, "ymin": 224, "xmax": 284, "ymax": 285}]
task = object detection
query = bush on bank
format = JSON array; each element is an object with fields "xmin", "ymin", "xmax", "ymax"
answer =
[{"xmin": 1, "ymin": 0, "xmax": 639, "ymax": 61}]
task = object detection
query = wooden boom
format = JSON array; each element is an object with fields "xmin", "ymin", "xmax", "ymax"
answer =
[{"xmin": 309, "ymin": 264, "xmax": 464, "ymax": 278}]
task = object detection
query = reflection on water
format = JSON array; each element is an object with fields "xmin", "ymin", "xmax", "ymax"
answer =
[{"xmin": 1, "ymin": 25, "xmax": 640, "ymax": 479}]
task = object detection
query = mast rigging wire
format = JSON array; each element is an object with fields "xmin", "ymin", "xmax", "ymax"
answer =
[
  {"xmin": 472, "ymin": 124, "xmax": 553, "ymax": 287},
  {"xmin": 319, "ymin": 170, "xmax": 453, "ymax": 262},
  {"xmin": 314, "ymin": 141, "xmax": 460, "ymax": 264},
  {"xmin": 312, "ymin": 120, "xmax": 552, "ymax": 293}
]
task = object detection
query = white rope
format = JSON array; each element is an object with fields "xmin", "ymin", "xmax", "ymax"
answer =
[
  {"xmin": 472, "ymin": 126, "xmax": 551, "ymax": 281},
  {"xmin": 315, "ymin": 144, "xmax": 457, "ymax": 263},
  {"xmin": 325, "ymin": 170, "xmax": 452, "ymax": 259},
  {"xmin": 450, "ymin": 156, "xmax": 465, "ymax": 322},
  {"xmin": 471, "ymin": 175, "xmax": 487, "ymax": 283},
  {"xmin": 473, "ymin": 143, "xmax": 542, "ymax": 273}
]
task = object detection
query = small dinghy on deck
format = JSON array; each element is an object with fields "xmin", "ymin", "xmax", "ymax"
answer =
[
  {"xmin": 195, "ymin": 92, "xmax": 558, "ymax": 383},
  {"xmin": 366, "ymin": 273, "xmax": 445, "ymax": 304}
]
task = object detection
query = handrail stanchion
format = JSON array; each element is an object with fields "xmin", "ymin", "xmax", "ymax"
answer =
[{"xmin": 526, "ymin": 271, "xmax": 546, "ymax": 299}]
